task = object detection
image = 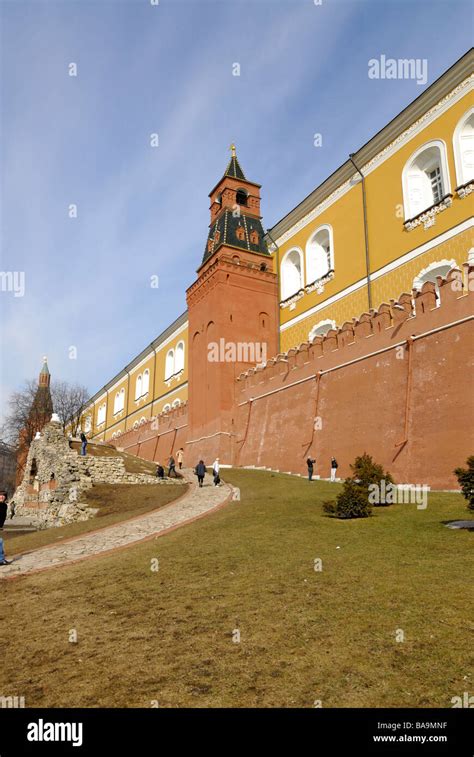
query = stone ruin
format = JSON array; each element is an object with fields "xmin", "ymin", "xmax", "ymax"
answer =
[{"xmin": 12, "ymin": 416, "xmax": 179, "ymax": 529}]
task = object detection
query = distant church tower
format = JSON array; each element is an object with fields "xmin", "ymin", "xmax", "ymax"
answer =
[
  {"xmin": 16, "ymin": 357, "xmax": 53, "ymax": 486},
  {"xmin": 186, "ymin": 146, "xmax": 279, "ymax": 463}
]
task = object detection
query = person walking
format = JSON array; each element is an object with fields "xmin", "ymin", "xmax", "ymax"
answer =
[
  {"xmin": 168, "ymin": 455, "xmax": 177, "ymax": 478},
  {"xmin": 176, "ymin": 448, "xmax": 184, "ymax": 470},
  {"xmin": 80, "ymin": 431, "xmax": 88, "ymax": 456},
  {"xmin": 0, "ymin": 491, "xmax": 12, "ymax": 566},
  {"xmin": 195, "ymin": 460, "xmax": 206, "ymax": 488},
  {"xmin": 156, "ymin": 463, "xmax": 165, "ymax": 479},
  {"xmin": 330, "ymin": 457, "xmax": 338, "ymax": 482},
  {"xmin": 307, "ymin": 457, "xmax": 316, "ymax": 481},
  {"xmin": 212, "ymin": 458, "xmax": 220, "ymax": 486}
]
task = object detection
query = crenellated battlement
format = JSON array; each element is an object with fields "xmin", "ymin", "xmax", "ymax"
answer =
[{"xmin": 237, "ymin": 262, "xmax": 473, "ymax": 387}]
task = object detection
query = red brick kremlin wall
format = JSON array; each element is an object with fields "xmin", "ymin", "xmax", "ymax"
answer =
[{"xmin": 110, "ymin": 263, "xmax": 473, "ymax": 489}]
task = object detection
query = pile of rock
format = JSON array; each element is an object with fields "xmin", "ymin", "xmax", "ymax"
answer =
[{"xmin": 12, "ymin": 417, "xmax": 182, "ymax": 529}]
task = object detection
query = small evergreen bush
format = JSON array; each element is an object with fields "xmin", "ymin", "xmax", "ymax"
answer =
[
  {"xmin": 454, "ymin": 456, "xmax": 474, "ymax": 511},
  {"xmin": 323, "ymin": 479, "xmax": 372, "ymax": 519}
]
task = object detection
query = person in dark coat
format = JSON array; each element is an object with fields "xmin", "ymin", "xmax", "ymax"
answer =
[
  {"xmin": 195, "ymin": 460, "xmax": 206, "ymax": 487},
  {"xmin": 307, "ymin": 458, "xmax": 316, "ymax": 481},
  {"xmin": 330, "ymin": 457, "xmax": 338, "ymax": 482},
  {"xmin": 156, "ymin": 463, "xmax": 165, "ymax": 479},
  {"xmin": 168, "ymin": 456, "xmax": 177, "ymax": 478},
  {"xmin": 80, "ymin": 432, "xmax": 88, "ymax": 456},
  {"xmin": 0, "ymin": 491, "xmax": 11, "ymax": 565}
]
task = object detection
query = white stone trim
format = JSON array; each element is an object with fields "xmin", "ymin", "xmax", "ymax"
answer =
[
  {"xmin": 308, "ymin": 319, "xmax": 337, "ymax": 341},
  {"xmin": 412, "ymin": 259, "xmax": 457, "ymax": 290},
  {"xmin": 129, "ymin": 352, "xmax": 155, "ymax": 375},
  {"xmin": 280, "ymin": 218, "xmax": 473, "ymax": 332},
  {"xmin": 273, "ymin": 76, "xmax": 473, "ymax": 247}
]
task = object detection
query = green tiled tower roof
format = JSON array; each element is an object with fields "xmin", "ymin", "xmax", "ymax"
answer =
[
  {"xmin": 203, "ymin": 210, "xmax": 269, "ymax": 263},
  {"xmin": 223, "ymin": 154, "xmax": 246, "ymax": 180},
  {"xmin": 202, "ymin": 147, "xmax": 270, "ymax": 265}
]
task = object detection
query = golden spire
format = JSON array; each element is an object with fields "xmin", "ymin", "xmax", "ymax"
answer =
[{"xmin": 230, "ymin": 143, "xmax": 236, "ymax": 158}]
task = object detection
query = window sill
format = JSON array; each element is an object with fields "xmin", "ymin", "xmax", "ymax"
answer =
[
  {"xmin": 404, "ymin": 194, "xmax": 453, "ymax": 231},
  {"xmin": 455, "ymin": 181, "xmax": 473, "ymax": 199}
]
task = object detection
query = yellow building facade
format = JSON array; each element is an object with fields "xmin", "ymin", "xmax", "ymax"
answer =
[
  {"xmin": 273, "ymin": 52, "xmax": 473, "ymax": 351},
  {"xmin": 84, "ymin": 51, "xmax": 473, "ymax": 443},
  {"xmin": 85, "ymin": 312, "xmax": 189, "ymax": 442}
]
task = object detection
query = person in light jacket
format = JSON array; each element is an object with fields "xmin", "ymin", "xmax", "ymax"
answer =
[
  {"xmin": 176, "ymin": 448, "xmax": 184, "ymax": 470},
  {"xmin": 212, "ymin": 458, "xmax": 220, "ymax": 486},
  {"xmin": 330, "ymin": 457, "xmax": 338, "ymax": 482}
]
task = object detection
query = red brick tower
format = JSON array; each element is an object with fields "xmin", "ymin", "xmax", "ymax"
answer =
[
  {"xmin": 186, "ymin": 147, "xmax": 279, "ymax": 464},
  {"xmin": 16, "ymin": 357, "xmax": 53, "ymax": 486}
]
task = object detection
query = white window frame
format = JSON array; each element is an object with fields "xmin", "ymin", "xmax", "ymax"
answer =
[
  {"xmin": 165, "ymin": 349, "xmax": 175, "ymax": 380},
  {"xmin": 402, "ymin": 139, "xmax": 451, "ymax": 221},
  {"xmin": 453, "ymin": 107, "xmax": 474, "ymax": 187},
  {"xmin": 305, "ymin": 224, "xmax": 334, "ymax": 285},
  {"xmin": 308, "ymin": 319, "xmax": 337, "ymax": 341},
  {"xmin": 175, "ymin": 342, "xmax": 185, "ymax": 374},
  {"xmin": 412, "ymin": 259, "xmax": 457, "ymax": 291},
  {"xmin": 135, "ymin": 374, "xmax": 142, "ymax": 400},
  {"xmin": 280, "ymin": 247, "xmax": 304, "ymax": 300},
  {"xmin": 97, "ymin": 403, "xmax": 106, "ymax": 426}
]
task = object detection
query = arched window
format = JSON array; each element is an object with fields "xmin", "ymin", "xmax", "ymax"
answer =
[
  {"xmin": 306, "ymin": 225, "xmax": 334, "ymax": 284},
  {"xmin": 281, "ymin": 249, "xmax": 304, "ymax": 300},
  {"xmin": 142, "ymin": 369, "xmax": 150, "ymax": 395},
  {"xmin": 113, "ymin": 392, "xmax": 120, "ymax": 414},
  {"xmin": 402, "ymin": 140, "xmax": 450, "ymax": 220},
  {"xmin": 175, "ymin": 342, "xmax": 185, "ymax": 373},
  {"xmin": 413, "ymin": 259, "xmax": 456, "ymax": 305},
  {"xmin": 97, "ymin": 403, "xmax": 106, "ymax": 425},
  {"xmin": 84, "ymin": 415, "xmax": 92, "ymax": 433},
  {"xmin": 163, "ymin": 403, "xmax": 171, "ymax": 413},
  {"xmin": 119, "ymin": 388, "xmax": 125, "ymax": 411},
  {"xmin": 135, "ymin": 374, "xmax": 142, "ymax": 400},
  {"xmin": 172, "ymin": 399, "xmax": 181, "ymax": 408},
  {"xmin": 236, "ymin": 189, "xmax": 248, "ymax": 206},
  {"xmin": 165, "ymin": 349, "xmax": 174, "ymax": 380},
  {"xmin": 308, "ymin": 319, "xmax": 336, "ymax": 341},
  {"xmin": 453, "ymin": 108, "xmax": 474, "ymax": 187}
]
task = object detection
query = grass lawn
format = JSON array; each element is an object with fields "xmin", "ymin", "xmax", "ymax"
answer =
[
  {"xmin": 3, "ymin": 482, "xmax": 188, "ymax": 555},
  {"xmin": 1, "ymin": 469, "xmax": 472, "ymax": 708}
]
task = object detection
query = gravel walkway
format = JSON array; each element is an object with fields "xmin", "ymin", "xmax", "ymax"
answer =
[{"xmin": 0, "ymin": 470, "xmax": 232, "ymax": 580}]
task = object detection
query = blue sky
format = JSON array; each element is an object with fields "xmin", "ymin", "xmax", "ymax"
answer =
[{"xmin": 0, "ymin": 0, "xmax": 471, "ymax": 421}]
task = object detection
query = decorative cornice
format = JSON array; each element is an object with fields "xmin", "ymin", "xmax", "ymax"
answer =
[
  {"xmin": 271, "ymin": 74, "xmax": 473, "ymax": 248},
  {"xmin": 456, "ymin": 181, "xmax": 474, "ymax": 199}
]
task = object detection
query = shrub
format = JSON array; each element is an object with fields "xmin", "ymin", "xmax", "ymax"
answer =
[
  {"xmin": 324, "ymin": 479, "xmax": 372, "ymax": 519},
  {"xmin": 454, "ymin": 456, "xmax": 474, "ymax": 511},
  {"xmin": 351, "ymin": 452, "xmax": 394, "ymax": 506}
]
